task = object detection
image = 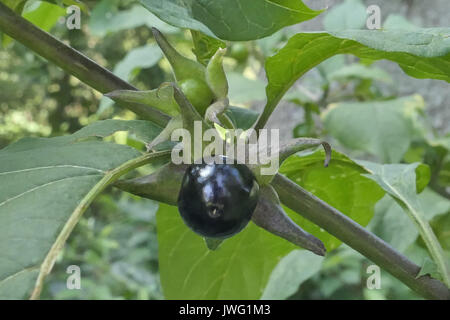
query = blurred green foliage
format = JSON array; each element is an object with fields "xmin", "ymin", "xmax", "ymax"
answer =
[
  {"xmin": 41, "ymin": 192, "xmax": 163, "ymax": 299},
  {"xmin": 0, "ymin": 0, "xmax": 448, "ymax": 300}
]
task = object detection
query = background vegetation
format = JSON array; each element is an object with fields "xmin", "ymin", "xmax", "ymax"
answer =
[{"xmin": 0, "ymin": 0, "xmax": 449, "ymax": 299}]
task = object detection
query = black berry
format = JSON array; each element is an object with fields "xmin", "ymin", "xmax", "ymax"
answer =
[{"xmin": 177, "ymin": 159, "xmax": 260, "ymax": 238}]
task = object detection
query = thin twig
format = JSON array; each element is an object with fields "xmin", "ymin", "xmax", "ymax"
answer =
[
  {"xmin": 0, "ymin": 3, "xmax": 171, "ymax": 127},
  {"xmin": 271, "ymin": 174, "xmax": 450, "ymax": 300}
]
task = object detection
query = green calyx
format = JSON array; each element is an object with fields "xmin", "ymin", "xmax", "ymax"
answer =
[
  {"xmin": 146, "ymin": 115, "xmax": 183, "ymax": 152},
  {"xmin": 252, "ymin": 185, "xmax": 326, "ymax": 256},
  {"xmin": 171, "ymin": 83, "xmax": 211, "ymax": 162},
  {"xmin": 206, "ymin": 48, "xmax": 229, "ymax": 100},
  {"xmin": 114, "ymin": 165, "xmax": 326, "ymax": 256},
  {"xmin": 152, "ymin": 27, "xmax": 205, "ymax": 82},
  {"xmin": 205, "ymin": 98, "xmax": 234, "ymax": 129},
  {"xmin": 152, "ymin": 28, "xmax": 215, "ymax": 115},
  {"xmin": 105, "ymin": 85, "xmax": 179, "ymax": 117},
  {"xmin": 204, "ymin": 237, "xmax": 224, "ymax": 251}
]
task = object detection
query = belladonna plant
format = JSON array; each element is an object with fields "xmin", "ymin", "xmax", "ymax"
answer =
[{"xmin": 0, "ymin": 3, "xmax": 448, "ymax": 300}]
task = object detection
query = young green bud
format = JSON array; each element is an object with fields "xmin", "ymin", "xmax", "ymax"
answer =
[
  {"xmin": 152, "ymin": 28, "xmax": 214, "ymax": 115},
  {"xmin": 178, "ymin": 78, "xmax": 213, "ymax": 116},
  {"xmin": 206, "ymin": 48, "xmax": 228, "ymax": 100},
  {"xmin": 230, "ymin": 43, "xmax": 249, "ymax": 63},
  {"xmin": 152, "ymin": 27, "xmax": 205, "ymax": 82}
]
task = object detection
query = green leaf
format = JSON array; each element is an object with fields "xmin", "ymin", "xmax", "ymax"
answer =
[
  {"xmin": 419, "ymin": 188, "xmax": 450, "ymax": 220},
  {"xmin": 357, "ymin": 161, "xmax": 450, "ymax": 286},
  {"xmin": 0, "ymin": 118, "xmax": 173, "ymax": 299},
  {"xmin": 98, "ymin": 44, "xmax": 163, "ymax": 114},
  {"xmin": 370, "ymin": 189, "xmax": 450, "ymax": 253},
  {"xmin": 323, "ymin": 0, "xmax": 366, "ymax": 31},
  {"xmin": 1, "ymin": 0, "xmax": 26, "ymax": 13},
  {"xmin": 317, "ymin": 55, "xmax": 347, "ymax": 80},
  {"xmin": 384, "ymin": 14, "xmax": 419, "ymax": 31},
  {"xmin": 370, "ymin": 195, "xmax": 418, "ymax": 253},
  {"xmin": 1, "ymin": 0, "xmax": 86, "ymax": 45},
  {"xmin": 430, "ymin": 135, "xmax": 450, "ymax": 152},
  {"xmin": 0, "ymin": 0, "xmax": 25, "ymax": 46},
  {"xmin": 42, "ymin": 0, "xmax": 88, "ymax": 13},
  {"xmin": 439, "ymin": 161, "xmax": 450, "ymax": 187},
  {"xmin": 227, "ymin": 72, "xmax": 266, "ymax": 104},
  {"xmin": 72, "ymin": 119, "xmax": 162, "ymax": 144},
  {"xmin": 139, "ymin": 0, "xmax": 322, "ymax": 41},
  {"xmin": 327, "ymin": 63, "xmax": 392, "ymax": 83},
  {"xmin": 256, "ymin": 29, "xmax": 286, "ymax": 57},
  {"xmin": 227, "ymin": 72, "xmax": 313, "ymax": 105},
  {"xmin": 322, "ymin": 95, "xmax": 425, "ymax": 163},
  {"xmin": 261, "ymin": 250, "xmax": 323, "ymax": 299},
  {"xmin": 1, "ymin": 0, "xmax": 64, "ymax": 47},
  {"xmin": 191, "ymin": 30, "xmax": 226, "ymax": 65},
  {"xmin": 156, "ymin": 203, "xmax": 296, "ymax": 299},
  {"xmin": 0, "ymin": 136, "xmax": 143, "ymax": 299},
  {"xmin": 260, "ymin": 28, "xmax": 450, "ymax": 129},
  {"xmin": 329, "ymin": 28, "xmax": 450, "ymax": 58},
  {"xmin": 23, "ymin": 2, "xmax": 65, "ymax": 32},
  {"xmin": 431, "ymin": 213, "xmax": 450, "ymax": 251},
  {"xmin": 417, "ymin": 258, "xmax": 443, "ymax": 281},
  {"xmin": 89, "ymin": 2, "xmax": 176, "ymax": 36},
  {"xmin": 279, "ymin": 150, "xmax": 385, "ymax": 251},
  {"xmin": 225, "ymin": 106, "xmax": 258, "ymax": 130},
  {"xmin": 113, "ymin": 44, "xmax": 163, "ymax": 81}
]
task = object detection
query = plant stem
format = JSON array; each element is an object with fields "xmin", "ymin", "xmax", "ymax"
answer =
[
  {"xmin": 30, "ymin": 151, "xmax": 171, "ymax": 299},
  {"xmin": 271, "ymin": 174, "xmax": 450, "ymax": 300},
  {"xmin": 254, "ymin": 98, "xmax": 279, "ymax": 131},
  {"xmin": 2, "ymin": 2, "xmax": 448, "ymax": 300},
  {"xmin": 0, "ymin": 3, "xmax": 170, "ymax": 127}
]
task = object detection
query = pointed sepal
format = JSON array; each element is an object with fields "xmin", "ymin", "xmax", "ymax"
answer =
[
  {"xmin": 204, "ymin": 98, "xmax": 234, "ymax": 129},
  {"xmin": 252, "ymin": 185, "xmax": 326, "ymax": 256},
  {"xmin": 114, "ymin": 162, "xmax": 186, "ymax": 205},
  {"xmin": 104, "ymin": 85, "xmax": 179, "ymax": 116},
  {"xmin": 204, "ymin": 237, "xmax": 224, "ymax": 250},
  {"xmin": 152, "ymin": 27, "xmax": 205, "ymax": 82},
  {"xmin": 206, "ymin": 48, "xmax": 228, "ymax": 100},
  {"xmin": 170, "ymin": 83, "xmax": 211, "ymax": 162},
  {"xmin": 146, "ymin": 115, "xmax": 183, "ymax": 152}
]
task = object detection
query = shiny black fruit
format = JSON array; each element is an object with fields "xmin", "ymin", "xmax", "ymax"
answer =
[{"xmin": 177, "ymin": 160, "xmax": 260, "ymax": 238}]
